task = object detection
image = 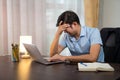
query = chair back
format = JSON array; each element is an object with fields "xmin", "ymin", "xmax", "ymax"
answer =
[{"xmin": 100, "ymin": 28, "xmax": 120, "ymax": 63}]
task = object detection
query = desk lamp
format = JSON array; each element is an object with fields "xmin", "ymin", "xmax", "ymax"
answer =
[{"xmin": 19, "ymin": 36, "xmax": 32, "ymax": 58}]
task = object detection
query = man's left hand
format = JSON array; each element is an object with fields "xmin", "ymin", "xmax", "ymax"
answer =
[{"xmin": 48, "ymin": 54, "xmax": 66, "ymax": 62}]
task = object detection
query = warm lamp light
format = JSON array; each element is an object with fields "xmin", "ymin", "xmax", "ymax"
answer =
[{"xmin": 20, "ymin": 36, "xmax": 32, "ymax": 58}]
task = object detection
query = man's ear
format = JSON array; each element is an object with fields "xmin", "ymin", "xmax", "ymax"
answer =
[
  {"xmin": 73, "ymin": 22, "xmax": 77, "ymax": 26},
  {"xmin": 72, "ymin": 22, "xmax": 78, "ymax": 28}
]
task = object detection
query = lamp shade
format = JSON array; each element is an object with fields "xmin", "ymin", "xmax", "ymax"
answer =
[{"xmin": 19, "ymin": 36, "xmax": 32, "ymax": 54}]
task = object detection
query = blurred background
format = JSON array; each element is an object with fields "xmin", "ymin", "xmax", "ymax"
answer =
[{"xmin": 0, "ymin": 0, "xmax": 120, "ymax": 56}]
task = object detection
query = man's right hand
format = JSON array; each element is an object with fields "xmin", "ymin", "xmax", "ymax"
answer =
[{"xmin": 57, "ymin": 21, "xmax": 70, "ymax": 35}]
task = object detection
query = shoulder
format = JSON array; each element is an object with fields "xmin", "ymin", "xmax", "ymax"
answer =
[{"xmin": 83, "ymin": 26, "xmax": 100, "ymax": 35}]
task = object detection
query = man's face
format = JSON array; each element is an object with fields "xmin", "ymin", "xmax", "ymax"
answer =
[{"xmin": 64, "ymin": 23, "xmax": 77, "ymax": 36}]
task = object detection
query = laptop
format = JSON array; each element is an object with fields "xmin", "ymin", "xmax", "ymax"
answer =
[{"xmin": 23, "ymin": 43, "xmax": 64, "ymax": 65}]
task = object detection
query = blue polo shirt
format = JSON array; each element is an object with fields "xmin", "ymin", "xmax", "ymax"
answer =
[{"xmin": 59, "ymin": 26, "xmax": 104, "ymax": 62}]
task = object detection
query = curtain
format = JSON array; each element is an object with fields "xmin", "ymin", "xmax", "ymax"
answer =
[
  {"xmin": 0, "ymin": 0, "xmax": 85, "ymax": 56},
  {"xmin": 84, "ymin": 0, "xmax": 99, "ymax": 27}
]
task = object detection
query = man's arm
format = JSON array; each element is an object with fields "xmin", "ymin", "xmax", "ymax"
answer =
[
  {"xmin": 49, "ymin": 44, "xmax": 100, "ymax": 62},
  {"xmin": 50, "ymin": 22, "xmax": 70, "ymax": 57},
  {"xmin": 50, "ymin": 33, "xmax": 65, "ymax": 57},
  {"xmin": 65, "ymin": 44, "xmax": 100, "ymax": 62}
]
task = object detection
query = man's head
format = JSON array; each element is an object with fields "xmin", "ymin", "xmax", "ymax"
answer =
[
  {"xmin": 56, "ymin": 10, "xmax": 80, "ymax": 26},
  {"xmin": 56, "ymin": 11, "xmax": 81, "ymax": 36}
]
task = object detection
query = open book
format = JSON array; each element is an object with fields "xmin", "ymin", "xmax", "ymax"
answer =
[{"xmin": 78, "ymin": 62, "xmax": 114, "ymax": 71}]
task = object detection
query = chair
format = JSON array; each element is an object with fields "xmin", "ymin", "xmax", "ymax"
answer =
[{"xmin": 100, "ymin": 28, "xmax": 120, "ymax": 63}]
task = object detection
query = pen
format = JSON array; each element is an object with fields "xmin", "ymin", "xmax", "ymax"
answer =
[{"xmin": 80, "ymin": 62, "xmax": 87, "ymax": 66}]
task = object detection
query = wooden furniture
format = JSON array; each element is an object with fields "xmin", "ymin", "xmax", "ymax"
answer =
[{"xmin": 0, "ymin": 55, "xmax": 120, "ymax": 80}]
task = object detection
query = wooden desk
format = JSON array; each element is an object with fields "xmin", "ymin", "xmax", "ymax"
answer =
[{"xmin": 0, "ymin": 55, "xmax": 120, "ymax": 80}]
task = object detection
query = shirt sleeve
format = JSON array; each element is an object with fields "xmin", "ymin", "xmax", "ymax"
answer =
[
  {"xmin": 59, "ymin": 33, "xmax": 67, "ymax": 48},
  {"xmin": 90, "ymin": 28, "xmax": 103, "ymax": 46}
]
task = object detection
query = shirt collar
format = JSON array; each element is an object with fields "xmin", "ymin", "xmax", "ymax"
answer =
[
  {"xmin": 80, "ymin": 26, "xmax": 86, "ymax": 37},
  {"xmin": 69, "ymin": 26, "xmax": 86, "ymax": 42}
]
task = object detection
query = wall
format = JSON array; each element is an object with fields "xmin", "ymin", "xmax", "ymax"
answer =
[{"xmin": 98, "ymin": 0, "xmax": 120, "ymax": 29}]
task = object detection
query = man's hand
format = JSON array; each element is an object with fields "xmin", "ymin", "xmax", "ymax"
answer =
[
  {"xmin": 48, "ymin": 54, "xmax": 66, "ymax": 62},
  {"xmin": 57, "ymin": 21, "xmax": 70, "ymax": 35}
]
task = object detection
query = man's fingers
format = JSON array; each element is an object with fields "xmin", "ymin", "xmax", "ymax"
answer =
[
  {"xmin": 48, "ymin": 54, "xmax": 60, "ymax": 62},
  {"xmin": 65, "ymin": 24, "xmax": 70, "ymax": 28},
  {"xmin": 48, "ymin": 58, "xmax": 57, "ymax": 62},
  {"xmin": 59, "ymin": 21, "xmax": 70, "ymax": 28},
  {"xmin": 59, "ymin": 21, "xmax": 63, "ymax": 26},
  {"xmin": 61, "ymin": 24, "xmax": 70, "ymax": 31},
  {"xmin": 48, "ymin": 57, "xmax": 54, "ymax": 62}
]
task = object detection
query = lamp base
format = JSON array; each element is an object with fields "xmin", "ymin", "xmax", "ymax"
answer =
[{"xmin": 21, "ymin": 54, "xmax": 30, "ymax": 59}]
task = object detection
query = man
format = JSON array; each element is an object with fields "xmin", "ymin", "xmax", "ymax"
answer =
[{"xmin": 49, "ymin": 10, "xmax": 104, "ymax": 62}]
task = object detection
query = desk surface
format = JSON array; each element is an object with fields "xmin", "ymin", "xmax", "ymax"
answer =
[{"xmin": 0, "ymin": 55, "xmax": 120, "ymax": 80}]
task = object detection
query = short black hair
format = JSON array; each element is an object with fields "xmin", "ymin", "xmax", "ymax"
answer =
[{"xmin": 56, "ymin": 10, "xmax": 80, "ymax": 27}]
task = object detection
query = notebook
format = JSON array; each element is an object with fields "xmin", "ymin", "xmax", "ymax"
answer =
[
  {"xmin": 23, "ymin": 43, "xmax": 64, "ymax": 65},
  {"xmin": 78, "ymin": 62, "xmax": 114, "ymax": 71}
]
